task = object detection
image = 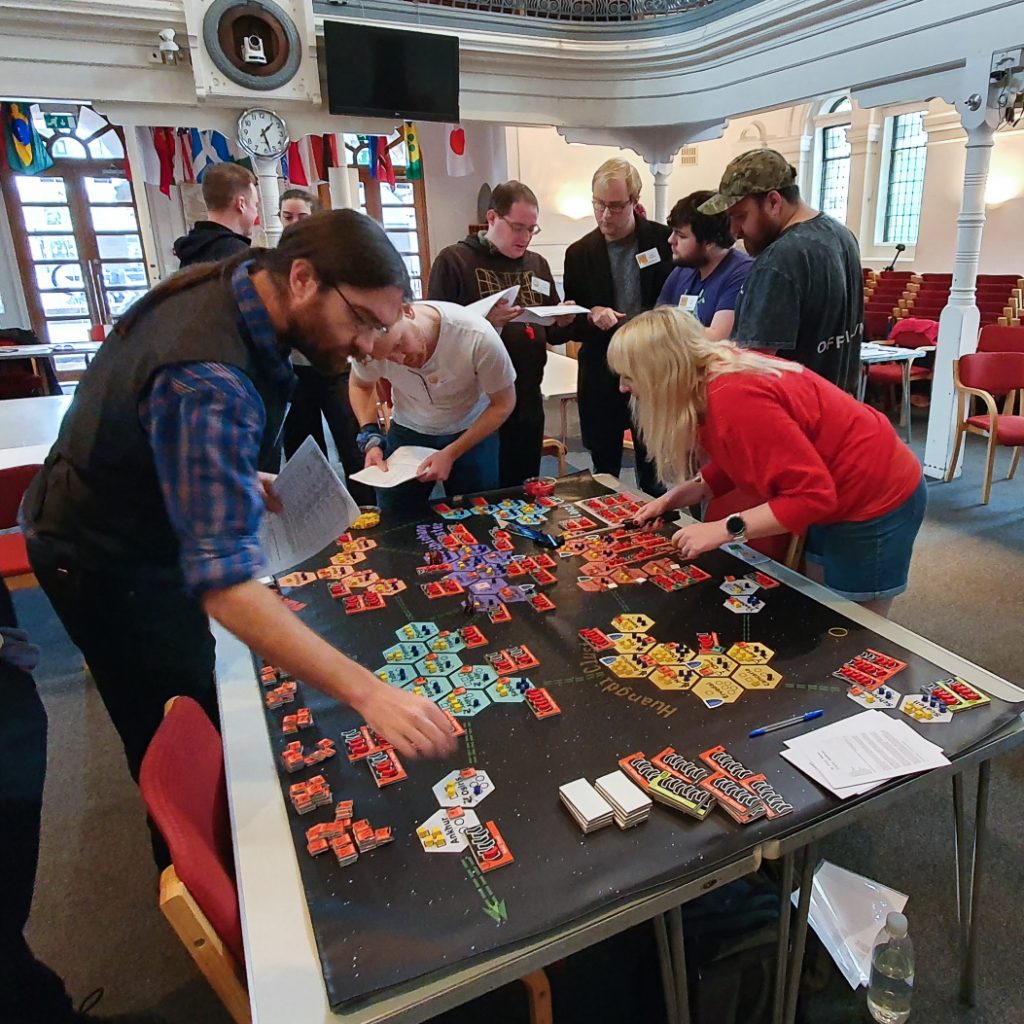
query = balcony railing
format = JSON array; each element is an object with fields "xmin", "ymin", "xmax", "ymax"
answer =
[{"xmin": 391, "ymin": 0, "xmax": 719, "ymax": 22}]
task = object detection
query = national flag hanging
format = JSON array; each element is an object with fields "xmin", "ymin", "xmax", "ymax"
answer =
[
  {"xmin": 189, "ymin": 128, "xmax": 234, "ymax": 183},
  {"xmin": 321, "ymin": 133, "xmax": 343, "ymax": 173},
  {"xmin": 175, "ymin": 129, "xmax": 196, "ymax": 184},
  {"xmin": 3, "ymin": 102, "xmax": 54, "ymax": 175},
  {"xmin": 367, "ymin": 135, "xmax": 395, "ymax": 188},
  {"xmin": 402, "ymin": 121, "xmax": 422, "ymax": 181},
  {"xmin": 286, "ymin": 135, "xmax": 326, "ymax": 188},
  {"xmin": 445, "ymin": 123, "xmax": 474, "ymax": 178}
]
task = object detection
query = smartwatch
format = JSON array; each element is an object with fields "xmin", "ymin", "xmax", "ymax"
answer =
[{"xmin": 725, "ymin": 514, "xmax": 747, "ymax": 543}]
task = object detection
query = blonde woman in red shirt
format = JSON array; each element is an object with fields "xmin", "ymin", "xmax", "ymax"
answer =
[{"xmin": 609, "ymin": 306, "xmax": 926, "ymax": 615}]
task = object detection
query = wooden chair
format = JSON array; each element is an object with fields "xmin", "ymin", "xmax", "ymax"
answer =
[
  {"xmin": 541, "ymin": 437, "xmax": 567, "ymax": 476},
  {"xmin": 139, "ymin": 697, "xmax": 251, "ymax": 1024},
  {"xmin": 0, "ymin": 464, "xmax": 42, "ymax": 590},
  {"xmin": 946, "ymin": 352, "xmax": 1024, "ymax": 504}
]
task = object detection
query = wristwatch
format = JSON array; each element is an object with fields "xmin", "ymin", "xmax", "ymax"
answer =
[{"xmin": 725, "ymin": 514, "xmax": 747, "ymax": 543}]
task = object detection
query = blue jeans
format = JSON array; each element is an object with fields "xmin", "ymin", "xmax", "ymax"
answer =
[
  {"xmin": 805, "ymin": 476, "xmax": 928, "ymax": 602},
  {"xmin": 378, "ymin": 421, "xmax": 499, "ymax": 516}
]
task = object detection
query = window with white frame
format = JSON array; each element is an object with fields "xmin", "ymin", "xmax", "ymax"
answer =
[
  {"xmin": 882, "ymin": 111, "xmax": 928, "ymax": 244},
  {"xmin": 814, "ymin": 97, "xmax": 852, "ymax": 224}
]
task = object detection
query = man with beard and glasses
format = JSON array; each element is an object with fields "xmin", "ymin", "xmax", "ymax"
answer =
[
  {"xmin": 700, "ymin": 149, "xmax": 864, "ymax": 392},
  {"xmin": 22, "ymin": 211, "xmax": 457, "ymax": 828},
  {"xmin": 656, "ymin": 190, "xmax": 752, "ymax": 340}
]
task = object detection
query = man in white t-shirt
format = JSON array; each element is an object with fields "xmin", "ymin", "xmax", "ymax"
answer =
[{"xmin": 349, "ymin": 302, "xmax": 517, "ymax": 512}]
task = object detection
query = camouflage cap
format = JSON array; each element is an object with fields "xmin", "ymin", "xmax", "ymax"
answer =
[{"xmin": 698, "ymin": 149, "xmax": 798, "ymax": 215}]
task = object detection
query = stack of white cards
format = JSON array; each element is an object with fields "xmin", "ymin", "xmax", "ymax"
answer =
[
  {"xmin": 595, "ymin": 770, "xmax": 653, "ymax": 829},
  {"xmin": 559, "ymin": 778, "xmax": 615, "ymax": 833}
]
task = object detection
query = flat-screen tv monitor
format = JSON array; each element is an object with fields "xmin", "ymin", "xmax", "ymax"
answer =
[{"xmin": 323, "ymin": 22, "xmax": 460, "ymax": 123}]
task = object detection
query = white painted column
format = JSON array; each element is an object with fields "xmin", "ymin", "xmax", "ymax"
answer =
[
  {"xmin": 254, "ymin": 155, "xmax": 283, "ymax": 245},
  {"xmin": 122, "ymin": 127, "xmax": 164, "ymax": 285},
  {"xmin": 648, "ymin": 162, "xmax": 674, "ymax": 223},
  {"xmin": 923, "ymin": 120, "xmax": 995, "ymax": 479},
  {"xmin": 844, "ymin": 114, "xmax": 882, "ymax": 244}
]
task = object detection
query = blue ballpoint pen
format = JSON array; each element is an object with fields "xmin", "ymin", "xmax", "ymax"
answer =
[{"xmin": 749, "ymin": 709, "xmax": 824, "ymax": 738}]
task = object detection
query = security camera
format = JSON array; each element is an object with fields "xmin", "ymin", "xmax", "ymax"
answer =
[
  {"xmin": 158, "ymin": 28, "xmax": 180, "ymax": 65},
  {"xmin": 241, "ymin": 34, "xmax": 268, "ymax": 65}
]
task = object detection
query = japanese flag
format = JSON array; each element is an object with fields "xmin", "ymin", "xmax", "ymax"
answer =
[{"xmin": 445, "ymin": 124, "xmax": 474, "ymax": 178}]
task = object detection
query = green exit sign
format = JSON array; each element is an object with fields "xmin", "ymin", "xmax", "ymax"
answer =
[{"xmin": 44, "ymin": 113, "xmax": 76, "ymax": 131}]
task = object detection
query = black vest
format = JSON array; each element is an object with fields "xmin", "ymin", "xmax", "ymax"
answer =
[{"xmin": 23, "ymin": 274, "xmax": 289, "ymax": 581}]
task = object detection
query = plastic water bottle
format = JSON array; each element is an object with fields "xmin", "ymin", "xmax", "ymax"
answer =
[{"xmin": 867, "ymin": 911, "xmax": 914, "ymax": 1023}]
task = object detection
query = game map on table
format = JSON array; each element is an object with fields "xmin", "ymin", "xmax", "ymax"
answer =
[{"xmin": 252, "ymin": 473, "xmax": 1021, "ymax": 1011}]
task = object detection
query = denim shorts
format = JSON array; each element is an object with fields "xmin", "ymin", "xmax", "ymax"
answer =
[{"xmin": 804, "ymin": 476, "xmax": 927, "ymax": 602}]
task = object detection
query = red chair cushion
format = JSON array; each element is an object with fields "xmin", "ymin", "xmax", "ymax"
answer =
[
  {"xmin": 0, "ymin": 532, "xmax": 31, "ymax": 577},
  {"xmin": 867, "ymin": 363, "xmax": 932, "ymax": 386},
  {"xmin": 139, "ymin": 697, "xmax": 244, "ymax": 967},
  {"xmin": 965, "ymin": 414, "xmax": 1024, "ymax": 446},
  {"xmin": 0, "ymin": 465, "xmax": 42, "ymax": 530}
]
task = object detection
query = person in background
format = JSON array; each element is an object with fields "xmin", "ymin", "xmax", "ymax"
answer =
[
  {"xmin": 23, "ymin": 213, "xmax": 456, "ymax": 845},
  {"xmin": 656, "ymin": 190, "xmax": 753, "ymax": 339},
  {"xmin": 427, "ymin": 181, "xmax": 574, "ymax": 489},
  {"xmin": 277, "ymin": 191, "xmax": 373, "ymax": 503},
  {"xmin": 612, "ymin": 307, "xmax": 925, "ymax": 616},
  {"xmin": 550, "ymin": 159, "xmax": 672, "ymax": 496},
  {"xmin": 350, "ymin": 301, "xmax": 516, "ymax": 514},
  {"xmin": 699, "ymin": 149, "xmax": 864, "ymax": 392},
  {"xmin": 173, "ymin": 163, "xmax": 258, "ymax": 268}
]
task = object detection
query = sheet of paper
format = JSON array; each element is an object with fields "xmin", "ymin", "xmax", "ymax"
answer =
[
  {"xmin": 792, "ymin": 860, "xmax": 908, "ymax": 989},
  {"xmin": 349, "ymin": 445, "xmax": 439, "ymax": 488},
  {"xmin": 466, "ymin": 285, "xmax": 520, "ymax": 321},
  {"xmin": 258, "ymin": 436, "xmax": 359, "ymax": 577},
  {"xmin": 779, "ymin": 747, "xmax": 881, "ymax": 799},
  {"xmin": 511, "ymin": 304, "xmax": 590, "ymax": 326}
]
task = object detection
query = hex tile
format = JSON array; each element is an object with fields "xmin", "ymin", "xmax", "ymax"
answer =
[
  {"xmin": 427, "ymin": 630, "xmax": 466, "ymax": 654},
  {"xmin": 726, "ymin": 642, "xmax": 775, "ymax": 666},
  {"xmin": 327, "ymin": 555, "xmax": 357, "ymax": 570},
  {"xmin": 395, "ymin": 621, "xmax": 441, "ymax": 643},
  {"xmin": 693, "ymin": 677, "xmax": 744, "ymax": 707},
  {"xmin": 432, "ymin": 768, "xmax": 495, "ymax": 808},
  {"xmin": 609, "ymin": 632, "xmax": 657, "ymax": 655},
  {"xmin": 450, "ymin": 664, "xmax": 498, "ymax": 689},
  {"xmin": 648, "ymin": 665, "xmax": 701, "ymax": 691},
  {"xmin": 485, "ymin": 677, "xmax": 532, "ymax": 703},
  {"xmin": 600, "ymin": 653, "xmax": 657, "ymax": 679},
  {"xmin": 382, "ymin": 641, "xmax": 428, "ymax": 664},
  {"xmin": 732, "ymin": 665, "xmax": 783, "ymax": 690},
  {"xmin": 416, "ymin": 652, "xmax": 464, "ymax": 677},
  {"xmin": 692, "ymin": 653, "xmax": 740, "ymax": 678},
  {"xmin": 329, "ymin": 550, "xmax": 366, "ymax": 566},
  {"xmin": 404, "ymin": 675, "xmax": 453, "ymax": 701},
  {"xmin": 438, "ymin": 688, "xmax": 492, "ymax": 717},
  {"xmin": 649, "ymin": 642, "xmax": 697, "ymax": 665},
  {"xmin": 611, "ymin": 613, "xmax": 655, "ymax": 634},
  {"xmin": 375, "ymin": 664, "xmax": 416, "ymax": 686}
]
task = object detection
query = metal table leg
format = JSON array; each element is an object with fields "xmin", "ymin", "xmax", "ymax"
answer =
[
  {"xmin": 784, "ymin": 842, "xmax": 818, "ymax": 1024},
  {"xmin": 952, "ymin": 774, "xmax": 972, "ymax": 964},
  {"xmin": 961, "ymin": 760, "xmax": 991, "ymax": 1006},
  {"xmin": 857, "ymin": 365, "xmax": 869, "ymax": 403},
  {"xmin": 772, "ymin": 852, "xmax": 795, "ymax": 1024},
  {"xmin": 666, "ymin": 906, "xmax": 691, "ymax": 1024},
  {"xmin": 901, "ymin": 359, "xmax": 913, "ymax": 442},
  {"xmin": 653, "ymin": 913, "xmax": 680, "ymax": 1024}
]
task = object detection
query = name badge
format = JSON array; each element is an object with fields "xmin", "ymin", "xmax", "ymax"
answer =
[
  {"xmin": 678, "ymin": 294, "xmax": 699, "ymax": 314},
  {"xmin": 636, "ymin": 248, "xmax": 662, "ymax": 269},
  {"xmin": 530, "ymin": 275, "xmax": 551, "ymax": 297}
]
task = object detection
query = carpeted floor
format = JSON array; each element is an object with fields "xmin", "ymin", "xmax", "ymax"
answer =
[{"xmin": 15, "ymin": 401, "xmax": 1024, "ymax": 1023}]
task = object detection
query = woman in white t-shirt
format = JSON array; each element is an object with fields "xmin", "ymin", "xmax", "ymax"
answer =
[{"xmin": 349, "ymin": 301, "xmax": 517, "ymax": 512}]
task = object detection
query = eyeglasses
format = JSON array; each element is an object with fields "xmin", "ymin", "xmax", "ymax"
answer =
[
  {"xmin": 592, "ymin": 198, "xmax": 632, "ymax": 214},
  {"xmin": 336, "ymin": 287, "xmax": 389, "ymax": 336},
  {"xmin": 499, "ymin": 216, "xmax": 542, "ymax": 237}
]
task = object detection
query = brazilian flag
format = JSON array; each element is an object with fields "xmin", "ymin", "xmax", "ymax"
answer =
[
  {"xmin": 4, "ymin": 102, "xmax": 54, "ymax": 175},
  {"xmin": 402, "ymin": 121, "xmax": 422, "ymax": 181}
]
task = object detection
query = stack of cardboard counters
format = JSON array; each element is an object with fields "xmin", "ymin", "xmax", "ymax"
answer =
[
  {"xmin": 595, "ymin": 770, "xmax": 652, "ymax": 829},
  {"xmin": 559, "ymin": 779, "xmax": 615, "ymax": 833}
]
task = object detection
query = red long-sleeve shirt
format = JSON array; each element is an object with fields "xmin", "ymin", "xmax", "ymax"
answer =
[{"xmin": 699, "ymin": 364, "xmax": 922, "ymax": 535}]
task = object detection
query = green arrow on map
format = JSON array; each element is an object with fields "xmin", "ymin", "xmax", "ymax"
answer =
[{"xmin": 482, "ymin": 898, "xmax": 508, "ymax": 923}]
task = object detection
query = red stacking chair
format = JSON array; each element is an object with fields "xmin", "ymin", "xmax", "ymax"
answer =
[
  {"xmin": 139, "ymin": 696, "xmax": 251, "ymax": 1024},
  {"xmin": 978, "ymin": 325, "xmax": 1024, "ymax": 353},
  {"xmin": 0, "ymin": 464, "xmax": 42, "ymax": 589},
  {"xmin": 946, "ymin": 352, "xmax": 1024, "ymax": 503}
]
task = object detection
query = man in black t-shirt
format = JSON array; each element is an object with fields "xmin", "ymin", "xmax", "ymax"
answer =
[{"xmin": 700, "ymin": 149, "xmax": 863, "ymax": 392}]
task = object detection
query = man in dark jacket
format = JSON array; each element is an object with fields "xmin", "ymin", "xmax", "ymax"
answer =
[
  {"xmin": 173, "ymin": 163, "xmax": 259, "ymax": 268},
  {"xmin": 551, "ymin": 159, "xmax": 673, "ymax": 494},
  {"xmin": 428, "ymin": 181, "xmax": 575, "ymax": 488}
]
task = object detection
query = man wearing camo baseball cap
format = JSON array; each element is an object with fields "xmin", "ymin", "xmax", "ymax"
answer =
[{"xmin": 699, "ymin": 148, "xmax": 864, "ymax": 392}]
